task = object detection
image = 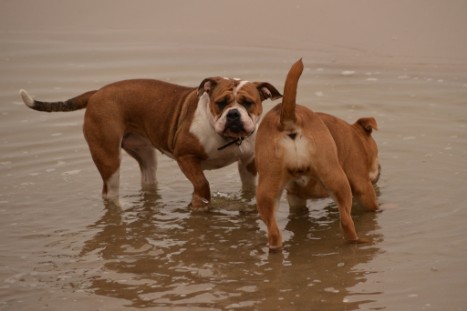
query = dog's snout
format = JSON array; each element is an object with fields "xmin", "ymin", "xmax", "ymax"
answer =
[
  {"xmin": 371, "ymin": 163, "xmax": 382, "ymax": 184},
  {"xmin": 225, "ymin": 109, "xmax": 244, "ymax": 134},
  {"xmin": 227, "ymin": 109, "xmax": 241, "ymax": 121}
]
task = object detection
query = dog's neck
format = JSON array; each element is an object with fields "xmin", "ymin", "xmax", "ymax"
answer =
[{"xmin": 217, "ymin": 131, "xmax": 254, "ymax": 151}]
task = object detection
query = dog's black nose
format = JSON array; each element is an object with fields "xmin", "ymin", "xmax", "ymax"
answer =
[{"xmin": 227, "ymin": 109, "xmax": 241, "ymax": 121}]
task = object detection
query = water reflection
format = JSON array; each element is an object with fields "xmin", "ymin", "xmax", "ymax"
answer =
[
  {"xmin": 80, "ymin": 191, "xmax": 382, "ymax": 310},
  {"xmin": 255, "ymin": 204, "xmax": 383, "ymax": 311}
]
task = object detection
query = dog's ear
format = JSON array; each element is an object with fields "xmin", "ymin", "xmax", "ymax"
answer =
[
  {"xmin": 254, "ymin": 82, "xmax": 282, "ymax": 101},
  {"xmin": 197, "ymin": 78, "xmax": 218, "ymax": 96},
  {"xmin": 356, "ymin": 117, "xmax": 378, "ymax": 134}
]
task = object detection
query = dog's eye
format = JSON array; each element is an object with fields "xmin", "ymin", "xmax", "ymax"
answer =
[
  {"xmin": 216, "ymin": 98, "xmax": 229, "ymax": 111},
  {"xmin": 242, "ymin": 100, "xmax": 253, "ymax": 109}
]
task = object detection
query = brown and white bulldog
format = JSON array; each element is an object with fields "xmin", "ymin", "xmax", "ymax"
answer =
[
  {"xmin": 20, "ymin": 77, "xmax": 281, "ymax": 208},
  {"xmin": 255, "ymin": 59, "xmax": 380, "ymax": 251}
]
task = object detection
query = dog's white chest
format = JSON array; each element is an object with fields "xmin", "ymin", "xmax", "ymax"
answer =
[{"xmin": 202, "ymin": 135, "xmax": 255, "ymax": 170}]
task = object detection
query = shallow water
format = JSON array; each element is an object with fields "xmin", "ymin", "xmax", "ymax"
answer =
[{"xmin": 1, "ymin": 2, "xmax": 467, "ymax": 310}]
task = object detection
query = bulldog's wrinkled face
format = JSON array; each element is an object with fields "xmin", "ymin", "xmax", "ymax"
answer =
[{"xmin": 198, "ymin": 77, "xmax": 281, "ymax": 139}]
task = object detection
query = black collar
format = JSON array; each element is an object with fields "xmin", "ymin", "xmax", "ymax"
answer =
[{"xmin": 217, "ymin": 131, "xmax": 254, "ymax": 151}]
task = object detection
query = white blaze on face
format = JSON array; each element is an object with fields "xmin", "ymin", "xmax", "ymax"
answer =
[{"xmin": 234, "ymin": 80, "xmax": 249, "ymax": 97}]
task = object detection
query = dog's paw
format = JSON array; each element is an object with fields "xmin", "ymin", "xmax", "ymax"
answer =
[
  {"xmin": 189, "ymin": 195, "xmax": 210, "ymax": 212},
  {"xmin": 268, "ymin": 245, "xmax": 283, "ymax": 253},
  {"xmin": 348, "ymin": 237, "xmax": 371, "ymax": 244},
  {"xmin": 190, "ymin": 205, "xmax": 210, "ymax": 212},
  {"xmin": 267, "ymin": 237, "xmax": 283, "ymax": 253}
]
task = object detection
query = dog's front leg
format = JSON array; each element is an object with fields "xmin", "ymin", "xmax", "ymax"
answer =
[
  {"xmin": 322, "ymin": 170, "xmax": 360, "ymax": 242},
  {"xmin": 238, "ymin": 158, "xmax": 257, "ymax": 199},
  {"xmin": 177, "ymin": 156, "xmax": 211, "ymax": 210}
]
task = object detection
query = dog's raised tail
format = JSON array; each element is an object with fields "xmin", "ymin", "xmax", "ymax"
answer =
[
  {"xmin": 280, "ymin": 58, "xmax": 304, "ymax": 131},
  {"xmin": 19, "ymin": 89, "xmax": 97, "ymax": 112}
]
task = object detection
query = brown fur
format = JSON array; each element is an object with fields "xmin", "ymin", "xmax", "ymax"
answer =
[
  {"xmin": 21, "ymin": 78, "xmax": 281, "ymax": 208},
  {"xmin": 255, "ymin": 59, "xmax": 380, "ymax": 251}
]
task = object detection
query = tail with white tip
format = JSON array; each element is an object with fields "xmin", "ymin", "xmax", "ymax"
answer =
[{"xmin": 19, "ymin": 89, "xmax": 97, "ymax": 112}]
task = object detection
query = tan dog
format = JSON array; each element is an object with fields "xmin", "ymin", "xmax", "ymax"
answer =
[
  {"xmin": 255, "ymin": 59, "xmax": 380, "ymax": 251},
  {"xmin": 20, "ymin": 77, "xmax": 281, "ymax": 208}
]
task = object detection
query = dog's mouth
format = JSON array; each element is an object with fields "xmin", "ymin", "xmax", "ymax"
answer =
[
  {"xmin": 222, "ymin": 121, "xmax": 248, "ymax": 138},
  {"xmin": 217, "ymin": 127, "xmax": 255, "ymax": 151},
  {"xmin": 371, "ymin": 164, "xmax": 382, "ymax": 184},
  {"xmin": 220, "ymin": 109, "xmax": 249, "ymax": 138}
]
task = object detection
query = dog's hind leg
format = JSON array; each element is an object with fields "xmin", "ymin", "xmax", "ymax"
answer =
[
  {"xmin": 319, "ymin": 167, "xmax": 360, "ymax": 242},
  {"xmin": 256, "ymin": 174, "xmax": 285, "ymax": 251},
  {"xmin": 121, "ymin": 132, "xmax": 157, "ymax": 189},
  {"xmin": 83, "ymin": 117, "xmax": 123, "ymax": 204}
]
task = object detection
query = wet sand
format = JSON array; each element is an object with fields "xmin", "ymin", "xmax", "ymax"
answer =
[{"xmin": 1, "ymin": 1, "xmax": 467, "ymax": 310}]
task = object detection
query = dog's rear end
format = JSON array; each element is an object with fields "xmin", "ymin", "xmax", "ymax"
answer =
[
  {"xmin": 255, "ymin": 59, "xmax": 306, "ymax": 250},
  {"xmin": 255, "ymin": 59, "xmax": 363, "ymax": 251}
]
